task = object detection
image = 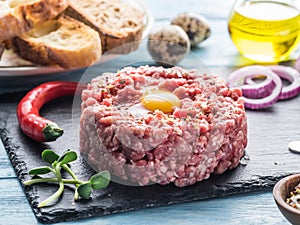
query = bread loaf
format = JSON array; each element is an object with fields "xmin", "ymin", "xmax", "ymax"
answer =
[
  {"xmin": 1, "ymin": 0, "xmax": 145, "ymax": 68},
  {"xmin": 65, "ymin": 0, "xmax": 144, "ymax": 53},
  {"xmin": 12, "ymin": 15, "xmax": 102, "ymax": 69},
  {"xmin": 0, "ymin": 0, "xmax": 68, "ymax": 41}
]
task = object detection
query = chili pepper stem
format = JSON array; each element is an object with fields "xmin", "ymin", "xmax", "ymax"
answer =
[{"xmin": 43, "ymin": 123, "xmax": 64, "ymax": 142}]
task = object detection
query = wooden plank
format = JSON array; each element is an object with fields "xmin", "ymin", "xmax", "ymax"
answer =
[
  {"xmin": 0, "ymin": 1, "xmax": 298, "ymax": 224},
  {"xmin": 0, "ymin": 135, "xmax": 17, "ymax": 178},
  {"xmin": 0, "ymin": 178, "xmax": 289, "ymax": 225},
  {"xmin": 79, "ymin": 193, "xmax": 289, "ymax": 225},
  {"xmin": 0, "ymin": 178, "xmax": 37, "ymax": 225},
  {"xmin": 1, "ymin": 66, "xmax": 300, "ymax": 223}
]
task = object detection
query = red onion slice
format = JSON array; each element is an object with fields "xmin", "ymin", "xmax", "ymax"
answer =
[
  {"xmin": 228, "ymin": 65, "xmax": 277, "ymax": 99},
  {"xmin": 228, "ymin": 65, "xmax": 282, "ymax": 109},
  {"xmin": 243, "ymin": 74, "xmax": 276, "ymax": 99},
  {"xmin": 245, "ymin": 75, "xmax": 268, "ymax": 85},
  {"xmin": 267, "ymin": 65, "xmax": 300, "ymax": 100}
]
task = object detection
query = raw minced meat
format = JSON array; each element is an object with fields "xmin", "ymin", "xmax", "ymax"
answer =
[{"xmin": 80, "ymin": 65, "xmax": 247, "ymax": 187}]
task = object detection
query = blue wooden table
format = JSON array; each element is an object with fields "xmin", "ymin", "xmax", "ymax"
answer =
[{"xmin": 0, "ymin": 0, "xmax": 293, "ymax": 224}]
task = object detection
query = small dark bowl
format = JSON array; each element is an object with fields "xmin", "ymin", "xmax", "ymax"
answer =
[{"xmin": 273, "ymin": 174, "xmax": 300, "ymax": 225}]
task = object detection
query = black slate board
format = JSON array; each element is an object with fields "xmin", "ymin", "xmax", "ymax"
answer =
[{"xmin": 1, "ymin": 90, "xmax": 300, "ymax": 224}]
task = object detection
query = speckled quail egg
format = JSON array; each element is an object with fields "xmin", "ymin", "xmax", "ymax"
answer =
[
  {"xmin": 147, "ymin": 25, "xmax": 190, "ymax": 65},
  {"xmin": 171, "ymin": 12, "xmax": 211, "ymax": 47}
]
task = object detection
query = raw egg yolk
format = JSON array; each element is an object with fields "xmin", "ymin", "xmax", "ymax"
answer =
[{"xmin": 141, "ymin": 90, "xmax": 180, "ymax": 113}]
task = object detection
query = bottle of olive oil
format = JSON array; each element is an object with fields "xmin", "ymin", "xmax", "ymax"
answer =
[{"xmin": 228, "ymin": 0, "xmax": 300, "ymax": 62}]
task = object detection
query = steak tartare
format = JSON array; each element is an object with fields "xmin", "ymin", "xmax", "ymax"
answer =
[{"xmin": 80, "ymin": 66, "xmax": 247, "ymax": 187}]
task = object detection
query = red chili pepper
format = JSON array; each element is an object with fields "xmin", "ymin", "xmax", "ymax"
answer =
[{"xmin": 17, "ymin": 81, "xmax": 87, "ymax": 142}]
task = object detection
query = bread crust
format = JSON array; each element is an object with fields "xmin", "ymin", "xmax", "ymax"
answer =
[
  {"xmin": 12, "ymin": 37, "xmax": 55, "ymax": 66},
  {"xmin": 0, "ymin": 42, "xmax": 4, "ymax": 59},
  {"xmin": 0, "ymin": 0, "xmax": 69, "ymax": 41},
  {"xmin": 65, "ymin": 0, "xmax": 144, "ymax": 53},
  {"xmin": 1, "ymin": 0, "xmax": 144, "ymax": 68},
  {"xmin": 13, "ymin": 15, "xmax": 102, "ymax": 69}
]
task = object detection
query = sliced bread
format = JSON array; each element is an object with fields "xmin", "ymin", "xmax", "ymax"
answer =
[
  {"xmin": 12, "ymin": 15, "xmax": 102, "ymax": 69},
  {"xmin": 65, "ymin": 0, "xmax": 144, "ymax": 53},
  {"xmin": 0, "ymin": 0, "xmax": 69, "ymax": 41}
]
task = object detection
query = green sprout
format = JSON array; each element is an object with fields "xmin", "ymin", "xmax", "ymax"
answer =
[{"xmin": 23, "ymin": 149, "xmax": 110, "ymax": 208}]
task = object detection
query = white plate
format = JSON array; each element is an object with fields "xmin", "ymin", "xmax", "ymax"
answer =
[{"xmin": 0, "ymin": 0, "xmax": 153, "ymax": 77}]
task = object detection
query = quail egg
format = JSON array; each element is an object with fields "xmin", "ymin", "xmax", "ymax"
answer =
[
  {"xmin": 171, "ymin": 12, "xmax": 211, "ymax": 47},
  {"xmin": 147, "ymin": 25, "xmax": 190, "ymax": 65}
]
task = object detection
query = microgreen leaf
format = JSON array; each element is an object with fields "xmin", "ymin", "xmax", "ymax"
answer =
[
  {"xmin": 57, "ymin": 150, "xmax": 77, "ymax": 166},
  {"xmin": 28, "ymin": 166, "xmax": 53, "ymax": 175},
  {"xmin": 42, "ymin": 149, "xmax": 59, "ymax": 164},
  {"xmin": 24, "ymin": 149, "xmax": 111, "ymax": 207},
  {"xmin": 77, "ymin": 183, "xmax": 92, "ymax": 199},
  {"xmin": 90, "ymin": 170, "xmax": 111, "ymax": 190}
]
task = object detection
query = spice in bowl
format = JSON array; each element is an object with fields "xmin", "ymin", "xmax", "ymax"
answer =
[
  {"xmin": 287, "ymin": 182, "xmax": 300, "ymax": 209},
  {"xmin": 273, "ymin": 174, "xmax": 300, "ymax": 225}
]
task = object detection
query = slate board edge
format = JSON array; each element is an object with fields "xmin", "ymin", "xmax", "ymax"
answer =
[
  {"xmin": 0, "ymin": 101, "xmax": 294, "ymax": 224},
  {"xmin": 0, "ymin": 121, "xmax": 291, "ymax": 224},
  {"xmin": 0, "ymin": 125, "xmax": 42, "ymax": 222}
]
